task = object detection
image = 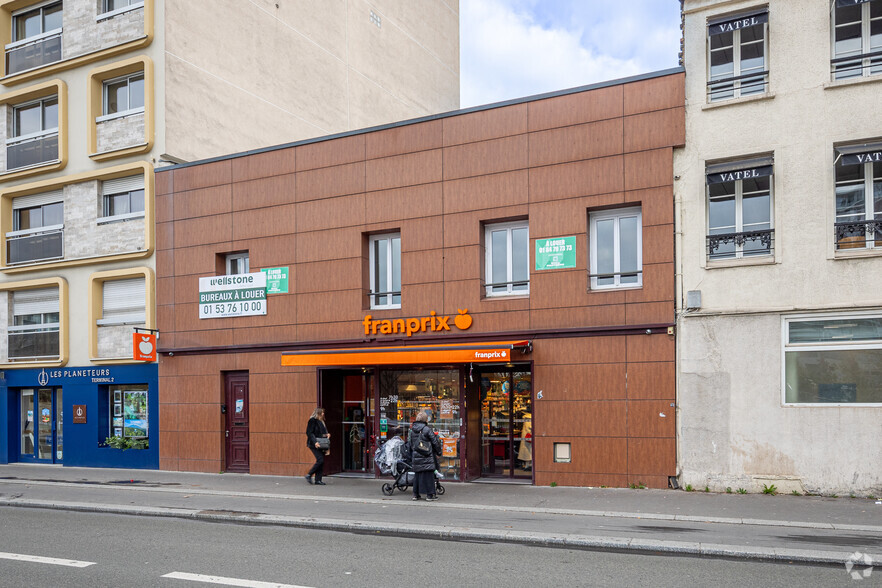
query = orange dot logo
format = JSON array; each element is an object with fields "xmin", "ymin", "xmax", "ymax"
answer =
[{"xmin": 454, "ymin": 309, "xmax": 472, "ymax": 330}]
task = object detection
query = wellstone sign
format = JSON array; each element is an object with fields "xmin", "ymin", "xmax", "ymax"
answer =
[{"xmin": 199, "ymin": 272, "xmax": 267, "ymax": 318}]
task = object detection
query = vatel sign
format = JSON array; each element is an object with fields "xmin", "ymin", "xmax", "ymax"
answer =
[{"xmin": 364, "ymin": 309, "xmax": 472, "ymax": 337}]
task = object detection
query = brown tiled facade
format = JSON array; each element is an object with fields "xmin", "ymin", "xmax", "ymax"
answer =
[{"xmin": 156, "ymin": 70, "xmax": 684, "ymax": 488}]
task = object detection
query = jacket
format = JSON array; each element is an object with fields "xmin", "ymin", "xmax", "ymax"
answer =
[
  {"xmin": 408, "ymin": 421, "xmax": 442, "ymax": 472},
  {"xmin": 306, "ymin": 417, "xmax": 327, "ymax": 448}
]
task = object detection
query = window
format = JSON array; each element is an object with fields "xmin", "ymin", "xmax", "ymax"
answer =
[
  {"xmin": 706, "ymin": 158, "xmax": 774, "ymax": 260},
  {"xmin": 835, "ymin": 143, "xmax": 882, "ymax": 249},
  {"xmin": 99, "ymin": 277, "xmax": 146, "ymax": 326},
  {"xmin": 484, "ymin": 221, "xmax": 529, "ymax": 296},
  {"xmin": 784, "ymin": 314, "xmax": 882, "ymax": 405},
  {"xmin": 589, "ymin": 207, "xmax": 642, "ymax": 289},
  {"xmin": 7, "ymin": 96, "xmax": 59, "ymax": 169},
  {"xmin": 101, "ymin": 0, "xmax": 143, "ymax": 15},
  {"xmin": 8, "ymin": 287, "xmax": 59, "ymax": 360},
  {"xmin": 99, "ymin": 72, "xmax": 144, "ymax": 121},
  {"xmin": 109, "ymin": 385, "xmax": 148, "ymax": 439},
  {"xmin": 101, "ymin": 175, "xmax": 144, "ymax": 221},
  {"xmin": 832, "ymin": 0, "xmax": 882, "ymax": 79},
  {"xmin": 707, "ymin": 10, "xmax": 768, "ymax": 101},
  {"xmin": 226, "ymin": 252, "xmax": 249, "ymax": 275},
  {"xmin": 7, "ymin": 191, "xmax": 63, "ymax": 264},
  {"xmin": 369, "ymin": 233, "xmax": 400, "ymax": 308},
  {"xmin": 6, "ymin": 1, "xmax": 63, "ymax": 74}
]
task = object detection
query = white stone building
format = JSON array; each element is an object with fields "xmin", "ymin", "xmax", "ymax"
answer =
[{"xmin": 677, "ymin": 0, "xmax": 882, "ymax": 494}]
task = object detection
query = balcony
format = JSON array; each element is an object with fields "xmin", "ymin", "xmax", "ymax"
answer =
[
  {"xmin": 7, "ymin": 327, "xmax": 59, "ymax": 360},
  {"xmin": 831, "ymin": 50, "xmax": 882, "ymax": 80},
  {"xmin": 707, "ymin": 71, "xmax": 768, "ymax": 102},
  {"xmin": 5, "ymin": 31, "xmax": 62, "ymax": 76},
  {"xmin": 707, "ymin": 229, "xmax": 774, "ymax": 260},
  {"xmin": 6, "ymin": 226, "xmax": 63, "ymax": 264},
  {"xmin": 835, "ymin": 219, "xmax": 882, "ymax": 250},
  {"xmin": 6, "ymin": 131, "xmax": 58, "ymax": 170}
]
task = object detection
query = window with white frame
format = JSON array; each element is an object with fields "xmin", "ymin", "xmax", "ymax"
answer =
[
  {"xmin": 706, "ymin": 157, "xmax": 774, "ymax": 260},
  {"xmin": 6, "ymin": 1, "xmax": 63, "ymax": 75},
  {"xmin": 831, "ymin": 0, "xmax": 882, "ymax": 80},
  {"xmin": 101, "ymin": 175, "xmax": 144, "ymax": 222},
  {"xmin": 100, "ymin": 72, "xmax": 144, "ymax": 121},
  {"xmin": 226, "ymin": 252, "xmax": 249, "ymax": 275},
  {"xmin": 369, "ymin": 232, "xmax": 401, "ymax": 308},
  {"xmin": 7, "ymin": 191, "xmax": 63, "ymax": 264},
  {"xmin": 589, "ymin": 207, "xmax": 642, "ymax": 289},
  {"xmin": 8, "ymin": 287, "xmax": 59, "ymax": 360},
  {"xmin": 784, "ymin": 314, "xmax": 882, "ymax": 404},
  {"xmin": 7, "ymin": 96, "xmax": 58, "ymax": 169},
  {"xmin": 99, "ymin": 277, "xmax": 146, "ymax": 326},
  {"xmin": 485, "ymin": 221, "xmax": 529, "ymax": 296},
  {"xmin": 834, "ymin": 143, "xmax": 882, "ymax": 249},
  {"xmin": 707, "ymin": 9, "xmax": 768, "ymax": 101},
  {"xmin": 101, "ymin": 0, "xmax": 143, "ymax": 16}
]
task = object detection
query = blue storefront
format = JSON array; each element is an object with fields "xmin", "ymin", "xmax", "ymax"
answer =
[{"xmin": 0, "ymin": 364, "xmax": 158, "ymax": 469}]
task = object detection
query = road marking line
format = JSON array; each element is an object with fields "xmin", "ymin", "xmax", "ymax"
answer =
[
  {"xmin": 162, "ymin": 571, "xmax": 312, "ymax": 588},
  {"xmin": 0, "ymin": 551, "xmax": 95, "ymax": 567}
]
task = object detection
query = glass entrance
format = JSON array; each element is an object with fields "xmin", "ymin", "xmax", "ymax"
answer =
[
  {"xmin": 342, "ymin": 373, "xmax": 373, "ymax": 472},
  {"xmin": 480, "ymin": 369, "xmax": 531, "ymax": 478},
  {"xmin": 20, "ymin": 387, "xmax": 62, "ymax": 462}
]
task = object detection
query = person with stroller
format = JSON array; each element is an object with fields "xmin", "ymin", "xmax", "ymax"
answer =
[{"xmin": 408, "ymin": 410, "xmax": 442, "ymax": 501}]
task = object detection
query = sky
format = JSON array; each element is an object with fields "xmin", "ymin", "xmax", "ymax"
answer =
[{"xmin": 460, "ymin": 0, "xmax": 682, "ymax": 107}]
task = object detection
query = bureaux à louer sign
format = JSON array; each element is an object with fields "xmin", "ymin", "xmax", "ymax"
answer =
[{"xmin": 199, "ymin": 272, "xmax": 267, "ymax": 319}]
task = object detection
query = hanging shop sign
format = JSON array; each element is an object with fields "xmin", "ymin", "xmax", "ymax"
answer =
[
  {"xmin": 707, "ymin": 11, "xmax": 767, "ymax": 36},
  {"xmin": 133, "ymin": 333, "xmax": 157, "ymax": 361},
  {"xmin": 363, "ymin": 309, "xmax": 472, "ymax": 337},
  {"xmin": 535, "ymin": 236, "xmax": 576, "ymax": 270},
  {"xmin": 199, "ymin": 272, "xmax": 267, "ymax": 319},
  {"xmin": 261, "ymin": 267, "xmax": 289, "ymax": 294}
]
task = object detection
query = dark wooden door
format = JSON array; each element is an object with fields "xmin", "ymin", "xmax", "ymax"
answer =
[{"xmin": 224, "ymin": 372, "xmax": 249, "ymax": 473}]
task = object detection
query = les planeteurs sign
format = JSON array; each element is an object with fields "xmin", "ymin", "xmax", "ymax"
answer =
[{"xmin": 199, "ymin": 272, "xmax": 267, "ymax": 319}]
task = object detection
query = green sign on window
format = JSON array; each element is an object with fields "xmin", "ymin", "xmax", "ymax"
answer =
[
  {"xmin": 535, "ymin": 237, "xmax": 576, "ymax": 270},
  {"xmin": 261, "ymin": 267, "xmax": 289, "ymax": 294}
]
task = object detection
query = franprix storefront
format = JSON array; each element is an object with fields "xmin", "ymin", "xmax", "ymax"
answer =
[{"xmin": 283, "ymin": 328, "xmax": 535, "ymax": 483}]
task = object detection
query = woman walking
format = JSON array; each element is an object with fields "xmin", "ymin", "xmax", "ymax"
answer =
[
  {"xmin": 408, "ymin": 410, "xmax": 442, "ymax": 501},
  {"xmin": 305, "ymin": 407, "xmax": 330, "ymax": 485}
]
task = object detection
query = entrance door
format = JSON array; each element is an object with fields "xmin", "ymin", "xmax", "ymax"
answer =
[
  {"xmin": 480, "ymin": 370, "xmax": 531, "ymax": 478},
  {"xmin": 320, "ymin": 370, "xmax": 374, "ymax": 475},
  {"xmin": 224, "ymin": 372, "xmax": 249, "ymax": 473},
  {"xmin": 20, "ymin": 388, "xmax": 62, "ymax": 463}
]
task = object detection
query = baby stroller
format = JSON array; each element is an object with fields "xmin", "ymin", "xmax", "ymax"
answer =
[{"xmin": 375, "ymin": 436, "xmax": 445, "ymax": 497}]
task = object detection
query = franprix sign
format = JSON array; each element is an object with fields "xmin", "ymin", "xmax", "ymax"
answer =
[{"xmin": 199, "ymin": 272, "xmax": 267, "ymax": 319}]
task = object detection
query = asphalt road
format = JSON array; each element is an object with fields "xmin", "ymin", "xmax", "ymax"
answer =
[{"xmin": 0, "ymin": 507, "xmax": 867, "ymax": 587}]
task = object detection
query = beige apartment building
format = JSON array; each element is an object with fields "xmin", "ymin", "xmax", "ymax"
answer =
[
  {"xmin": 0, "ymin": 0, "xmax": 459, "ymax": 470},
  {"xmin": 677, "ymin": 0, "xmax": 882, "ymax": 494}
]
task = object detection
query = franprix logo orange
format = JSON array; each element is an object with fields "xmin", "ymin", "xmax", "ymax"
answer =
[{"xmin": 364, "ymin": 310, "xmax": 473, "ymax": 337}]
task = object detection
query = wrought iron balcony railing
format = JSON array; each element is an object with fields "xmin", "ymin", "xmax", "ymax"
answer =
[
  {"xmin": 835, "ymin": 219, "xmax": 882, "ymax": 250},
  {"xmin": 707, "ymin": 229, "xmax": 774, "ymax": 260}
]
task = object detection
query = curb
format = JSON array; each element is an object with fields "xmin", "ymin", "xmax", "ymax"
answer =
[{"xmin": 1, "ymin": 497, "xmax": 877, "ymax": 566}]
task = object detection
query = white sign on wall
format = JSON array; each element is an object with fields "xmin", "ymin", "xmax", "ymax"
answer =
[{"xmin": 199, "ymin": 272, "xmax": 267, "ymax": 319}]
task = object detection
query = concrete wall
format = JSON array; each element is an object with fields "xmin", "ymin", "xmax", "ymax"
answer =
[
  {"xmin": 63, "ymin": 1, "xmax": 144, "ymax": 59},
  {"xmin": 96, "ymin": 113, "xmax": 145, "ymax": 153},
  {"xmin": 676, "ymin": 0, "xmax": 882, "ymax": 494}
]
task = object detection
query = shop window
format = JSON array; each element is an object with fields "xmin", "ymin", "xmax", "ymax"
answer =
[
  {"xmin": 7, "ymin": 191, "xmax": 64, "ymax": 264},
  {"xmin": 226, "ymin": 252, "xmax": 249, "ymax": 275},
  {"xmin": 589, "ymin": 207, "xmax": 642, "ymax": 289},
  {"xmin": 834, "ymin": 143, "xmax": 882, "ymax": 250},
  {"xmin": 706, "ymin": 157, "xmax": 774, "ymax": 260},
  {"xmin": 832, "ymin": 0, "xmax": 882, "ymax": 79},
  {"xmin": 99, "ymin": 277, "xmax": 146, "ymax": 326},
  {"xmin": 6, "ymin": 1, "xmax": 63, "ymax": 75},
  {"xmin": 8, "ymin": 96, "xmax": 59, "ymax": 169},
  {"xmin": 369, "ymin": 232, "xmax": 400, "ymax": 309},
  {"xmin": 99, "ymin": 175, "xmax": 145, "ymax": 223},
  {"xmin": 98, "ymin": 72, "xmax": 144, "ymax": 122},
  {"xmin": 9, "ymin": 287, "xmax": 59, "ymax": 361},
  {"xmin": 707, "ymin": 9, "xmax": 768, "ymax": 101},
  {"xmin": 108, "ymin": 385, "xmax": 148, "ymax": 438},
  {"xmin": 784, "ymin": 314, "xmax": 882, "ymax": 405},
  {"xmin": 484, "ymin": 220, "xmax": 529, "ymax": 296}
]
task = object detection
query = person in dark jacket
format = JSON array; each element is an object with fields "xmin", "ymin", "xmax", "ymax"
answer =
[
  {"xmin": 305, "ymin": 407, "xmax": 330, "ymax": 485},
  {"xmin": 408, "ymin": 410, "xmax": 442, "ymax": 501}
]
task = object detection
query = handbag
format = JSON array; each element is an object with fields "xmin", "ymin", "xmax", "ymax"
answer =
[
  {"xmin": 414, "ymin": 430, "xmax": 432, "ymax": 457},
  {"xmin": 315, "ymin": 437, "xmax": 330, "ymax": 451}
]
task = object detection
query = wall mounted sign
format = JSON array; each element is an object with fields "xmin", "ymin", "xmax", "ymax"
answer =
[
  {"xmin": 133, "ymin": 333, "xmax": 157, "ymax": 362},
  {"xmin": 840, "ymin": 150, "xmax": 882, "ymax": 166},
  {"xmin": 363, "ymin": 309, "xmax": 472, "ymax": 337},
  {"xmin": 73, "ymin": 405, "xmax": 87, "ymax": 424},
  {"xmin": 38, "ymin": 367, "xmax": 120, "ymax": 385},
  {"xmin": 199, "ymin": 272, "xmax": 267, "ymax": 319},
  {"xmin": 535, "ymin": 237, "xmax": 576, "ymax": 270},
  {"xmin": 261, "ymin": 267, "xmax": 289, "ymax": 294},
  {"xmin": 708, "ymin": 11, "xmax": 767, "ymax": 36},
  {"xmin": 706, "ymin": 165, "xmax": 773, "ymax": 184}
]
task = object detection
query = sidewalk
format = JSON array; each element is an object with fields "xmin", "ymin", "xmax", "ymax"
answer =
[{"xmin": 1, "ymin": 463, "xmax": 880, "ymax": 566}]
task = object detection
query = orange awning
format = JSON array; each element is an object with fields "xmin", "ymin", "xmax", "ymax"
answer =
[{"xmin": 282, "ymin": 340, "xmax": 531, "ymax": 367}]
